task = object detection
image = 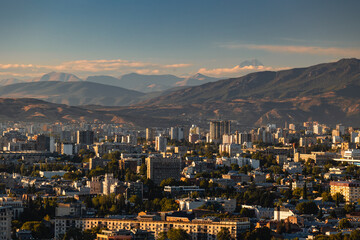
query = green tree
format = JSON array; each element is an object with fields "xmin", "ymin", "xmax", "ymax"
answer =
[
  {"xmin": 244, "ymin": 227, "xmax": 272, "ymax": 240},
  {"xmin": 63, "ymin": 227, "xmax": 84, "ymax": 240},
  {"xmin": 217, "ymin": 227, "xmax": 231, "ymax": 240},
  {"xmin": 344, "ymin": 203, "xmax": 355, "ymax": 213},
  {"xmin": 160, "ymin": 177, "xmax": 177, "ymax": 187},
  {"xmin": 338, "ymin": 218, "xmax": 351, "ymax": 229},
  {"xmin": 21, "ymin": 221, "xmax": 51, "ymax": 239},
  {"xmin": 166, "ymin": 228, "xmax": 191, "ymax": 240},
  {"xmin": 296, "ymin": 201, "xmax": 319, "ymax": 215},
  {"xmin": 302, "ymin": 182, "xmax": 307, "ymax": 199},
  {"xmin": 333, "ymin": 193, "xmax": 345, "ymax": 207},
  {"xmin": 321, "ymin": 192, "xmax": 333, "ymax": 202},
  {"xmin": 350, "ymin": 230, "xmax": 360, "ymax": 240}
]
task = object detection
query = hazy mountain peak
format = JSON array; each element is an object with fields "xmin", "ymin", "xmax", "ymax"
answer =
[
  {"xmin": 239, "ymin": 59, "xmax": 264, "ymax": 67},
  {"xmin": 189, "ymin": 73, "xmax": 211, "ymax": 80},
  {"xmin": 0, "ymin": 78, "xmax": 24, "ymax": 86},
  {"xmin": 34, "ymin": 72, "xmax": 83, "ymax": 82}
]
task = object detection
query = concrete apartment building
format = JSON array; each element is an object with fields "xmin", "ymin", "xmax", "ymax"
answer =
[
  {"xmin": 54, "ymin": 216, "xmax": 250, "ymax": 240},
  {"xmin": 146, "ymin": 156, "xmax": 181, "ymax": 184},
  {"xmin": 330, "ymin": 181, "xmax": 360, "ymax": 202},
  {"xmin": 209, "ymin": 120, "xmax": 231, "ymax": 142}
]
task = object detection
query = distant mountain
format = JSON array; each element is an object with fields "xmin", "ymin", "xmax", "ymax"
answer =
[
  {"xmin": 32, "ymin": 72, "xmax": 83, "ymax": 82},
  {"xmin": 239, "ymin": 59, "xmax": 264, "ymax": 67},
  {"xmin": 86, "ymin": 72, "xmax": 220, "ymax": 92},
  {"xmin": 1, "ymin": 59, "xmax": 360, "ymax": 128},
  {"xmin": 117, "ymin": 73, "xmax": 183, "ymax": 92},
  {"xmin": 145, "ymin": 58, "xmax": 360, "ymax": 105},
  {"xmin": 0, "ymin": 71, "xmax": 220, "ymax": 93},
  {"xmin": 175, "ymin": 73, "xmax": 219, "ymax": 86},
  {"xmin": 133, "ymin": 58, "xmax": 360, "ymax": 127},
  {"xmin": 0, "ymin": 78, "xmax": 24, "ymax": 86},
  {"xmin": 86, "ymin": 75, "xmax": 121, "ymax": 87},
  {"xmin": 0, "ymin": 81, "xmax": 144, "ymax": 106}
]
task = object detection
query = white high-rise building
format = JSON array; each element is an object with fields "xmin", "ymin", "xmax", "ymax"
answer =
[{"xmin": 155, "ymin": 135, "xmax": 167, "ymax": 152}]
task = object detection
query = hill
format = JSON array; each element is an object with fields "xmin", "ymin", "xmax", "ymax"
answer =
[
  {"xmin": 32, "ymin": 72, "xmax": 82, "ymax": 82},
  {"xmin": 0, "ymin": 78, "xmax": 24, "ymax": 86},
  {"xmin": 133, "ymin": 58, "xmax": 360, "ymax": 127},
  {"xmin": 0, "ymin": 81, "xmax": 144, "ymax": 106},
  {"xmin": 86, "ymin": 73, "xmax": 219, "ymax": 92},
  {"xmin": 144, "ymin": 58, "xmax": 360, "ymax": 105},
  {"xmin": 0, "ymin": 98, "xmax": 112, "ymax": 123}
]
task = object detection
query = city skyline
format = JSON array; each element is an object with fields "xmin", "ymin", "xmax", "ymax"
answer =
[{"xmin": 1, "ymin": 0, "xmax": 360, "ymax": 79}]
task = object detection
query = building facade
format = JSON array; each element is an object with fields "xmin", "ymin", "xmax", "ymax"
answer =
[
  {"xmin": 55, "ymin": 217, "xmax": 250, "ymax": 240},
  {"xmin": 146, "ymin": 156, "xmax": 181, "ymax": 185},
  {"xmin": 330, "ymin": 181, "xmax": 360, "ymax": 202}
]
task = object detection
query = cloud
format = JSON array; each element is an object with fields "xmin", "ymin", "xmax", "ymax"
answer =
[
  {"xmin": 197, "ymin": 64, "xmax": 283, "ymax": 77},
  {"xmin": 135, "ymin": 69, "xmax": 160, "ymax": 74},
  {"xmin": 163, "ymin": 63, "xmax": 192, "ymax": 68},
  {"xmin": 0, "ymin": 71, "xmax": 45, "ymax": 77},
  {"xmin": 0, "ymin": 58, "xmax": 192, "ymax": 79},
  {"xmin": 0, "ymin": 64, "xmax": 34, "ymax": 70},
  {"xmin": 221, "ymin": 44, "xmax": 360, "ymax": 56}
]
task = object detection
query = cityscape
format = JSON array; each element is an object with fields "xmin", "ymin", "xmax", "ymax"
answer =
[{"xmin": 1, "ymin": 1, "xmax": 360, "ymax": 240}]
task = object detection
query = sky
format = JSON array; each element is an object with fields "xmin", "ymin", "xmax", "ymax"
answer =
[{"xmin": 0, "ymin": 0, "xmax": 360, "ymax": 79}]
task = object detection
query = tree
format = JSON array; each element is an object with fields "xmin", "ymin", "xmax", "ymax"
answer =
[
  {"xmin": 244, "ymin": 227, "xmax": 272, "ymax": 240},
  {"xmin": 63, "ymin": 227, "xmax": 84, "ymax": 240},
  {"xmin": 217, "ymin": 227, "xmax": 231, "ymax": 240},
  {"xmin": 295, "ymin": 201, "xmax": 319, "ymax": 215},
  {"xmin": 350, "ymin": 230, "xmax": 360, "ymax": 240},
  {"xmin": 344, "ymin": 203, "xmax": 355, "ymax": 213},
  {"xmin": 333, "ymin": 193, "xmax": 345, "ymax": 207},
  {"xmin": 321, "ymin": 192, "xmax": 333, "ymax": 202},
  {"xmin": 302, "ymin": 182, "xmax": 307, "ymax": 199},
  {"xmin": 160, "ymin": 177, "xmax": 177, "ymax": 187},
  {"xmin": 166, "ymin": 228, "xmax": 191, "ymax": 240},
  {"xmin": 21, "ymin": 221, "xmax": 51, "ymax": 239},
  {"xmin": 338, "ymin": 218, "xmax": 351, "ymax": 229}
]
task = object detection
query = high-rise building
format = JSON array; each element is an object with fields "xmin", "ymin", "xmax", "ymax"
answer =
[
  {"xmin": 330, "ymin": 181, "xmax": 360, "ymax": 202},
  {"xmin": 146, "ymin": 128, "xmax": 155, "ymax": 141},
  {"xmin": 170, "ymin": 127, "xmax": 184, "ymax": 141},
  {"xmin": 60, "ymin": 131, "xmax": 72, "ymax": 142},
  {"xmin": 103, "ymin": 173, "xmax": 117, "ymax": 195},
  {"xmin": 209, "ymin": 120, "xmax": 231, "ymax": 142},
  {"xmin": 189, "ymin": 124, "xmax": 200, "ymax": 135},
  {"xmin": 155, "ymin": 135, "xmax": 167, "ymax": 152},
  {"xmin": 0, "ymin": 206, "xmax": 12, "ymax": 240},
  {"xmin": 336, "ymin": 124, "xmax": 346, "ymax": 136},
  {"xmin": 237, "ymin": 132, "xmax": 252, "ymax": 144},
  {"xmin": 76, "ymin": 130, "xmax": 94, "ymax": 145},
  {"xmin": 146, "ymin": 156, "xmax": 181, "ymax": 184},
  {"xmin": 35, "ymin": 134, "xmax": 50, "ymax": 151}
]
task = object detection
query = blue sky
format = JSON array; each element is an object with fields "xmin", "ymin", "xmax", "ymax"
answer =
[{"xmin": 0, "ymin": 0, "xmax": 359, "ymax": 79}]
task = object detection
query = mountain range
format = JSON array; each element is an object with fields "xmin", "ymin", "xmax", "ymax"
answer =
[
  {"xmin": 0, "ymin": 72, "xmax": 219, "ymax": 93},
  {"xmin": 0, "ymin": 58, "xmax": 359, "ymax": 127}
]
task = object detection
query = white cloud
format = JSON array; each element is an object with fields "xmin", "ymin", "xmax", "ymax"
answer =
[
  {"xmin": 135, "ymin": 69, "xmax": 160, "ymax": 74},
  {"xmin": 163, "ymin": 63, "xmax": 191, "ymax": 68},
  {"xmin": 0, "ymin": 58, "xmax": 192, "ymax": 79},
  {"xmin": 197, "ymin": 64, "xmax": 284, "ymax": 77}
]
